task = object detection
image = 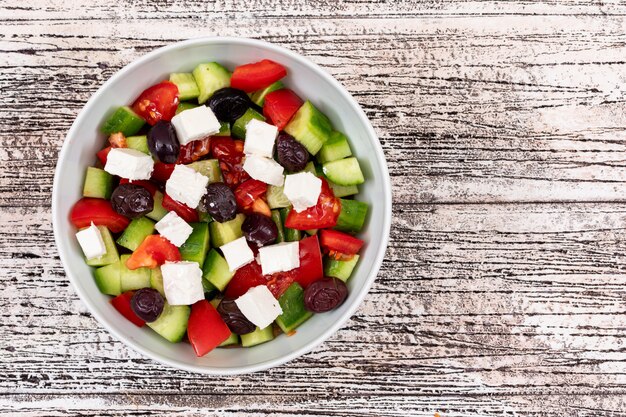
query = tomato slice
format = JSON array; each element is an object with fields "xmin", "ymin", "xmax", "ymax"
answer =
[
  {"xmin": 118, "ymin": 178, "xmax": 158, "ymax": 195},
  {"xmin": 231, "ymin": 59, "xmax": 287, "ymax": 92},
  {"xmin": 187, "ymin": 300, "xmax": 232, "ymax": 357},
  {"xmin": 234, "ymin": 179, "xmax": 271, "ymax": 216},
  {"xmin": 319, "ymin": 229, "xmax": 364, "ymax": 256},
  {"xmin": 285, "ymin": 179, "xmax": 341, "ymax": 230},
  {"xmin": 176, "ymin": 137, "xmax": 212, "ymax": 164},
  {"xmin": 151, "ymin": 162, "xmax": 175, "ymax": 183},
  {"xmin": 162, "ymin": 193, "xmax": 199, "ymax": 223},
  {"xmin": 210, "ymin": 137, "xmax": 249, "ymax": 188},
  {"xmin": 291, "ymin": 235, "xmax": 324, "ymax": 288},
  {"xmin": 224, "ymin": 262, "xmax": 266, "ymax": 298},
  {"xmin": 97, "ymin": 146, "xmax": 112, "ymax": 165},
  {"xmin": 263, "ymin": 89, "xmax": 303, "ymax": 130},
  {"xmin": 111, "ymin": 292, "xmax": 145, "ymax": 327},
  {"xmin": 131, "ymin": 81, "xmax": 179, "ymax": 125},
  {"xmin": 125, "ymin": 235, "xmax": 181, "ymax": 270},
  {"xmin": 70, "ymin": 198, "xmax": 130, "ymax": 233}
]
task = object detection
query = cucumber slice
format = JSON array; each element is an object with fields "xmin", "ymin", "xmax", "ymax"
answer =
[
  {"xmin": 116, "ymin": 217, "xmax": 155, "ymax": 251},
  {"xmin": 231, "ymin": 108, "xmax": 265, "ymax": 139},
  {"xmin": 83, "ymin": 167, "xmax": 113, "ymax": 199},
  {"xmin": 176, "ymin": 102, "xmax": 198, "ymax": 115},
  {"xmin": 146, "ymin": 190, "xmax": 168, "ymax": 221},
  {"xmin": 284, "ymin": 101, "xmax": 332, "ymax": 155},
  {"xmin": 188, "ymin": 159, "xmax": 222, "ymax": 183},
  {"xmin": 271, "ymin": 210, "xmax": 285, "ymax": 243},
  {"xmin": 192, "ymin": 62, "xmax": 231, "ymax": 104},
  {"xmin": 126, "ymin": 135, "xmax": 150, "ymax": 155},
  {"xmin": 101, "ymin": 106, "xmax": 145, "ymax": 136},
  {"xmin": 216, "ymin": 121, "xmax": 231, "ymax": 137},
  {"xmin": 302, "ymin": 161, "xmax": 317, "ymax": 175},
  {"xmin": 329, "ymin": 182, "xmax": 358, "ymax": 198},
  {"xmin": 202, "ymin": 249, "xmax": 234, "ymax": 291},
  {"xmin": 169, "ymin": 73, "xmax": 200, "ymax": 101},
  {"xmin": 150, "ymin": 267, "xmax": 165, "ymax": 296},
  {"xmin": 219, "ymin": 333, "xmax": 239, "ymax": 347},
  {"xmin": 266, "ymin": 185, "xmax": 290, "ymax": 209},
  {"xmin": 119, "ymin": 254, "xmax": 151, "ymax": 292},
  {"xmin": 203, "ymin": 278, "xmax": 218, "ymax": 295},
  {"xmin": 317, "ymin": 131, "xmax": 352, "ymax": 164},
  {"xmin": 335, "ymin": 199, "xmax": 368, "ymax": 233},
  {"xmin": 275, "ymin": 283, "xmax": 312, "ymax": 333},
  {"xmin": 85, "ymin": 226, "xmax": 119, "ymax": 267},
  {"xmin": 209, "ymin": 297, "xmax": 221, "ymax": 309},
  {"xmin": 209, "ymin": 213, "xmax": 245, "ymax": 247},
  {"xmin": 279, "ymin": 207, "xmax": 301, "ymax": 242},
  {"xmin": 305, "ymin": 229, "xmax": 318, "ymax": 236},
  {"xmin": 240, "ymin": 326, "xmax": 274, "ymax": 347},
  {"xmin": 199, "ymin": 211, "xmax": 214, "ymax": 223},
  {"xmin": 323, "ymin": 157, "xmax": 364, "ymax": 186},
  {"xmin": 147, "ymin": 303, "xmax": 190, "ymax": 343},
  {"xmin": 250, "ymin": 81, "xmax": 284, "ymax": 106},
  {"xmin": 324, "ymin": 254, "xmax": 359, "ymax": 282},
  {"xmin": 93, "ymin": 259, "xmax": 122, "ymax": 296},
  {"xmin": 180, "ymin": 222, "xmax": 210, "ymax": 266}
]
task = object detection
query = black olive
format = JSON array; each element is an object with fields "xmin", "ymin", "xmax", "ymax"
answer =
[
  {"xmin": 303, "ymin": 277, "xmax": 348, "ymax": 313},
  {"xmin": 207, "ymin": 87, "xmax": 254, "ymax": 123},
  {"xmin": 242, "ymin": 213, "xmax": 278, "ymax": 246},
  {"xmin": 130, "ymin": 288, "xmax": 165, "ymax": 322},
  {"xmin": 276, "ymin": 132, "xmax": 309, "ymax": 172},
  {"xmin": 111, "ymin": 184, "xmax": 154, "ymax": 218},
  {"xmin": 148, "ymin": 120, "xmax": 180, "ymax": 163},
  {"xmin": 217, "ymin": 297, "xmax": 256, "ymax": 335},
  {"xmin": 200, "ymin": 182, "xmax": 237, "ymax": 223}
]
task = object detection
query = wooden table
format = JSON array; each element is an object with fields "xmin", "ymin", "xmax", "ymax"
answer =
[{"xmin": 2, "ymin": 1, "xmax": 625, "ymax": 415}]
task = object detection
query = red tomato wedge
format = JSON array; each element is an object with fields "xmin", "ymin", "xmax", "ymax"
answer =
[
  {"xmin": 126, "ymin": 235, "xmax": 181, "ymax": 270},
  {"xmin": 70, "ymin": 198, "xmax": 130, "ymax": 233},
  {"xmin": 97, "ymin": 146, "xmax": 112, "ymax": 165},
  {"xmin": 234, "ymin": 179, "xmax": 271, "ymax": 216},
  {"xmin": 187, "ymin": 300, "xmax": 232, "ymax": 357},
  {"xmin": 119, "ymin": 178, "xmax": 158, "ymax": 195},
  {"xmin": 319, "ymin": 229, "xmax": 364, "ymax": 256},
  {"xmin": 230, "ymin": 59, "xmax": 287, "ymax": 92},
  {"xmin": 224, "ymin": 262, "xmax": 266, "ymax": 298},
  {"xmin": 210, "ymin": 137, "xmax": 249, "ymax": 188},
  {"xmin": 131, "ymin": 81, "xmax": 179, "ymax": 125},
  {"xmin": 162, "ymin": 193, "xmax": 199, "ymax": 223},
  {"xmin": 111, "ymin": 292, "xmax": 145, "ymax": 327},
  {"xmin": 263, "ymin": 89, "xmax": 303, "ymax": 130},
  {"xmin": 151, "ymin": 162, "xmax": 175, "ymax": 183},
  {"xmin": 177, "ymin": 137, "xmax": 212, "ymax": 164},
  {"xmin": 291, "ymin": 235, "xmax": 324, "ymax": 288},
  {"xmin": 285, "ymin": 179, "xmax": 341, "ymax": 230}
]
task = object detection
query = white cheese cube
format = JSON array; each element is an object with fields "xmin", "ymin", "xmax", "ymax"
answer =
[
  {"xmin": 75, "ymin": 222, "xmax": 107, "ymax": 260},
  {"xmin": 220, "ymin": 236, "xmax": 254, "ymax": 272},
  {"xmin": 104, "ymin": 148, "xmax": 154, "ymax": 180},
  {"xmin": 165, "ymin": 164, "xmax": 209, "ymax": 209},
  {"xmin": 155, "ymin": 211, "xmax": 193, "ymax": 247},
  {"xmin": 170, "ymin": 105, "xmax": 221, "ymax": 146},
  {"xmin": 161, "ymin": 261, "xmax": 205, "ymax": 306},
  {"xmin": 283, "ymin": 172, "xmax": 322, "ymax": 212},
  {"xmin": 243, "ymin": 119, "xmax": 278, "ymax": 158},
  {"xmin": 258, "ymin": 242, "xmax": 300, "ymax": 275},
  {"xmin": 243, "ymin": 155, "xmax": 284, "ymax": 186},
  {"xmin": 235, "ymin": 285, "xmax": 283, "ymax": 330}
]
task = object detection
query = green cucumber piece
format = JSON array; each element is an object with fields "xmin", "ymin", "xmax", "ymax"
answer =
[
  {"xmin": 284, "ymin": 101, "xmax": 332, "ymax": 155},
  {"xmin": 279, "ymin": 207, "xmax": 301, "ymax": 242},
  {"xmin": 146, "ymin": 190, "xmax": 168, "ymax": 221},
  {"xmin": 193, "ymin": 62, "xmax": 231, "ymax": 104},
  {"xmin": 180, "ymin": 222, "xmax": 210, "ymax": 266},
  {"xmin": 219, "ymin": 333, "xmax": 239, "ymax": 347},
  {"xmin": 324, "ymin": 254, "xmax": 360, "ymax": 282},
  {"xmin": 119, "ymin": 254, "xmax": 151, "ymax": 292},
  {"xmin": 101, "ymin": 106, "xmax": 145, "ymax": 136},
  {"xmin": 150, "ymin": 267, "xmax": 165, "ymax": 296},
  {"xmin": 329, "ymin": 181, "xmax": 358, "ymax": 198},
  {"xmin": 199, "ymin": 211, "xmax": 213, "ymax": 223},
  {"xmin": 323, "ymin": 157, "xmax": 365, "ymax": 186},
  {"xmin": 176, "ymin": 102, "xmax": 198, "ymax": 115},
  {"xmin": 335, "ymin": 199, "xmax": 368, "ymax": 233},
  {"xmin": 116, "ymin": 217, "xmax": 155, "ymax": 251},
  {"xmin": 126, "ymin": 135, "xmax": 150, "ymax": 155},
  {"xmin": 317, "ymin": 131, "xmax": 352, "ymax": 164},
  {"xmin": 188, "ymin": 159, "xmax": 222, "ymax": 183},
  {"xmin": 250, "ymin": 81, "xmax": 284, "ymax": 106},
  {"xmin": 231, "ymin": 107, "xmax": 265, "ymax": 139},
  {"xmin": 203, "ymin": 278, "xmax": 217, "ymax": 295},
  {"xmin": 216, "ymin": 121, "xmax": 231, "ymax": 137},
  {"xmin": 85, "ymin": 226, "xmax": 120, "ymax": 267},
  {"xmin": 209, "ymin": 213, "xmax": 245, "ymax": 247},
  {"xmin": 305, "ymin": 229, "xmax": 318, "ymax": 236},
  {"xmin": 302, "ymin": 161, "xmax": 317, "ymax": 175},
  {"xmin": 169, "ymin": 73, "xmax": 200, "ymax": 101},
  {"xmin": 275, "ymin": 283, "xmax": 312, "ymax": 333},
  {"xmin": 240, "ymin": 326, "xmax": 274, "ymax": 347},
  {"xmin": 202, "ymin": 249, "xmax": 234, "ymax": 291},
  {"xmin": 93, "ymin": 259, "xmax": 122, "ymax": 296},
  {"xmin": 266, "ymin": 185, "xmax": 290, "ymax": 209},
  {"xmin": 271, "ymin": 210, "xmax": 285, "ymax": 243},
  {"xmin": 147, "ymin": 303, "xmax": 190, "ymax": 343},
  {"xmin": 83, "ymin": 167, "xmax": 113, "ymax": 199},
  {"xmin": 209, "ymin": 297, "xmax": 221, "ymax": 309}
]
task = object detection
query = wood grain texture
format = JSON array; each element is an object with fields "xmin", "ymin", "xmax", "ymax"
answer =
[{"xmin": 1, "ymin": 0, "xmax": 626, "ymax": 415}]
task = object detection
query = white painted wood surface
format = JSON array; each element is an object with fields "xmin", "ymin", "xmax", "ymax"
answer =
[{"xmin": 1, "ymin": 0, "xmax": 626, "ymax": 415}]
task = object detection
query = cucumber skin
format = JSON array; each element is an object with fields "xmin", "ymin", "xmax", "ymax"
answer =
[
  {"xmin": 101, "ymin": 106, "xmax": 145, "ymax": 136},
  {"xmin": 271, "ymin": 210, "xmax": 286, "ymax": 243},
  {"xmin": 335, "ymin": 199, "xmax": 368, "ymax": 233},
  {"xmin": 275, "ymin": 283, "xmax": 312, "ymax": 333},
  {"xmin": 284, "ymin": 101, "xmax": 333, "ymax": 155},
  {"xmin": 316, "ymin": 131, "xmax": 352, "ymax": 164},
  {"xmin": 279, "ymin": 208, "xmax": 301, "ymax": 242},
  {"xmin": 176, "ymin": 102, "xmax": 198, "ymax": 115},
  {"xmin": 83, "ymin": 167, "xmax": 113, "ymax": 200},
  {"xmin": 231, "ymin": 108, "xmax": 265, "ymax": 139},
  {"xmin": 180, "ymin": 222, "xmax": 210, "ymax": 266},
  {"xmin": 323, "ymin": 157, "xmax": 365, "ymax": 186},
  {"xmin": 193, "ymin": 62, "xmax": 231, "ymax": 104},
  {"xmin": 324, "ymin": 254, "xmax": 360, "ymax": 282},
  {"xmin": 240, "ymin": 326, "xmax": 274, "ymax": 347},
  {"xmin": 250, "ymin": 81, "xmax": 284, "ymax": 106}
]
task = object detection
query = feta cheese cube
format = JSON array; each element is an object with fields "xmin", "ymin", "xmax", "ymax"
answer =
[
  {"xmin": 243, "ymin": 119, "xmax": 278, "ymax": 158},
  {"xmin": 155, "ymin": 211, "xmax": 193, "ymax": 247},
  {"xmin": 171, "ymin": 105, "xmax": 221, "ymax": 146},
  {"xmin": 258, "ymin": 242, "xmax": 300, "ymax": 275},
  {"xmin": 75, "ymin": 222, "xmax": 107, "ymax": 260},
  {"xmin": 220, "ymin": 236, "xmax": 254, "ymax": 272},
  {"xmin": 161, "ymin": 261, "xmax": 205, "ymax": 306},
  {"xmin": 283, "ymin": 172, "xmax": 322, "ymax": 212},
  {"xmin": 104, "ymin": 148, "xmax": 154, "ymax": 180},
  {"xmin": 243, "ymin": 155, "xmax": 284, "ymax": 186},
  {"xmin": 165, "ymin": 164, "xmax": 209, "ymax": 209},
  {"xmin": 235, "ymin": 285, "xmax": 283, "ymax": 329}
]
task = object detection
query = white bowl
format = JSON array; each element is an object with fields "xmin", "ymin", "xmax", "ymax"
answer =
[{"xmin": 52, "ymin": 37, "xmax": 392, "ymax": 374}]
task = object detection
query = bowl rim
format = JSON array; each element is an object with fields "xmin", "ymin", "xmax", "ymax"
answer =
[{"xmin": 52, "ymin": 36, "xmax": 392, "ymax": 375}]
